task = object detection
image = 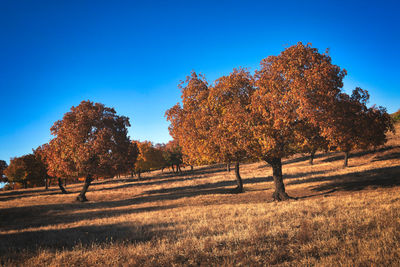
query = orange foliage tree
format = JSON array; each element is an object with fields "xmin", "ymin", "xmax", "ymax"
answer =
[
  {"xmin": 250, "ymin": 42, "xmax": 347, "ymax": 200},
  {"xmin": 321, "ymin": 87, "xmax": 394, "ymax": 167},
  {"xmin": 166, "ymin": 70, "xmax": 255, "ymax": 193},
  {"xmin": 34, "ymin": 143, "xmax": 68, "ymax": 192},
  {"xmin": 4, "ymin": 154, "xmax": 47, "ymax": 189},
  {"xmin": 166, "ymin": 72, "xmax": 212, "ymax": 167},
  {"xmin": 296, "ymin": 123, "xmax": 329, "ymax": 165},
  {"xmin": 206, "ymin": 68, "xmax": 256, "ymax": 192},
  {"xmin": 134, "ymin": 141, "xmax": 165, "ymax": 178},
  {"xmin": 46, "ymin": 101, "xmax": 135, "ymax": 202}
]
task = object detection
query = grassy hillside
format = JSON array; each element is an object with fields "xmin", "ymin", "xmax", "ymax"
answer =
[{"xmin": 1, "ymin": 124, "xmax": 399, "ymax": 266}]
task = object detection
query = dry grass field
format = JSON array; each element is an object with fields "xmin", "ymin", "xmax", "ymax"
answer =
[{"xmin": 1, "ymin": 124, "xmax": 399, "ymax": 266}]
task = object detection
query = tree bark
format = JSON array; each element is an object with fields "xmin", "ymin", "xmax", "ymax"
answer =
[
  {"xmin": 233, "ymin": 161, "xmax": 244, "ymax": 193},
  {"xmin": 343, "ymin": 151, "xmax": 350, "ymax": 168},
  {"xmin": 58, "ymin": 178, "xmax": 68, "ymax": 194},
  {"xmin": 76, "ymin": 175, "xmax": 92, "ymax": 202},
  {"xmin": 267, "ymin": 157, "xmax": 291, "ymax": 201},
  {"xmin": 309, "ymin": 150, "xmax": 316, "ymax": 165},
  {"xmin": 45, "ymin": 177, "xmax": 48, "ymax": 190},
  {"xmin": 227, "ymin": 161, "xmax": 231, "ymax": 172}
]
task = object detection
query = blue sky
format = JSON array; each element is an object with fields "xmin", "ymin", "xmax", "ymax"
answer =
[{"xmin": 0, "ymin": 0, "xmax": 399, "ymax": 163}]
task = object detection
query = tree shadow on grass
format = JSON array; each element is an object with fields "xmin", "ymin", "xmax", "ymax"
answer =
[
  {"xmin": 0, "ymin": 221, "xmax": 175, "ymax": 260},
  {"xmin": 257, "ymin": 151, "xmax": 339, "ymax": 168},
  {"xmin": 311, "ymin": 165, "xmax": 400, "ymax": 193},
  {"xmin": 93, "ymin": 175, "xmax": 207, "ymax": 192},
  {"xmin": 0, "ymin": 204, "xmax": 177, "ymax": 232},
  {"xmin": 0, "ymin": 188, "xmax": 71, "ymax": 202},
  {"xmin": 321, "ymin": 146, "xmax": 396, "ymax": 163},
  {"xmin": 93, "ymin": 164, "xmax": 228, "ymax": 193},
  {"xmin": 286, "ymin": 166, "xmax": 400, "ymax": 201}
]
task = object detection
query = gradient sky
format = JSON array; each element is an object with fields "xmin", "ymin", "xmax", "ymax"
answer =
[{"xmin": 1, "ymin": 0, "xmax": 399, "ymax": 163}]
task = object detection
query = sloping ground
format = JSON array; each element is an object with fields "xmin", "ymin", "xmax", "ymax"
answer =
[{"xmin": 0, "ymin": 124, "xmax": 399, "ymax": 266}]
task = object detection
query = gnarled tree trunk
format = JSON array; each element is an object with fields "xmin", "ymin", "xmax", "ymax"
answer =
[
  {"xmin": 343, "ymin": 151, "xmax": 350, "ymax": 168},
  {"xmin": 267, "ymin": 157, "xmax": 291, "ymax": 201},
  {"xmin": 76, "ymin": 175, "xmax": 92, "ymax": 202},
  {"xmin": 177, "ymin": 165, "xmax": 182, "ymax": 174},
  {"xmin": 309, "ymin": 150, "xmax": 316, "ymax": 165},
  {"xmin": 233, "ymin": 161, "xmax": 244, "ymax": 193},
  {"xmin": 58, "ymin": 178, "xmax": 67, "ymax": 194}
]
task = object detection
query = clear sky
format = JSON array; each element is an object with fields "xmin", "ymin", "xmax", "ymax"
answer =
[{"xmin": 0, "ymin": 0, "xmax": 399, "ymax": 163}]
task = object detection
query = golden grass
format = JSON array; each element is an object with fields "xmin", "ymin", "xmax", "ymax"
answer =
[{"xmin": 1, "ymin": 124, "xmax": 399, "ymax": 266}]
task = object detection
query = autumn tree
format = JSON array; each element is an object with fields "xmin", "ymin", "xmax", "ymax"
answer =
[
  {"xmin": 166, "ymin": 72, "xmax": 214, "ymax": 167},
  {"xmin": 322, "ymin": 87, "xmax": 394, "ymax": 167},
  {"xmin": 134, "ymin": 141, "xmax": 165, "ymax": 178},
  {"xmin": 126, "ymin": 142, "xmax": 139, "ymax": 177},
  {"xmin": 4, "ymin": 157, "xmax": 27, "ymax": 188},
  {"xmin": 34, "ymin": 143, "xmax": 65, "ymax": 192},
  {"xmin": 46, "ymin": 100, "xmax": 134, "ymax": 202},
  {"xmin": 296, "ymin": 123, "xmax": 328, "ymax": 165},
  {"xmin": 250, "ymin": 42, "xmax": 346, "ymax": 200},
  {"xmin": 162, "ymin": 140, "xmax": 183, "ymax": 173},
  {"xmin": 166, "ymin": 70, "xmax": 255, "ymax": 193},
  {"xmin": 206, "ymin": 68, "xmax": 256, "ymax": 192},
  {"xmin": 0, "ymin": 160, "xmax": 7, "ymax": 182},
  {"xmin": 4, "ymin": 154, "xmax": 47, "ymax": 189}
]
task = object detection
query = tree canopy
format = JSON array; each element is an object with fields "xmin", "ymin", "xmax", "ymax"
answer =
[
  {"xmin": 4, "ymin": 154, "xmax": 47, "ymax": 189},
  {"xmin": 46, "ymin": 100, "xmax": 135, "ymax": 201},
  {"xmin": 134, "ymin": 141, "xmax": 165, "ymax": 178},
  {"xmin": 166, "ymin": 69, "xmax": 256, "ymax": 192}
]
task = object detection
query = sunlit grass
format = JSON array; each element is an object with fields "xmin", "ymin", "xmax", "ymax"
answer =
[{"xmin": 0, "ymin": 124, "xmax": 399, "ymax": 266}]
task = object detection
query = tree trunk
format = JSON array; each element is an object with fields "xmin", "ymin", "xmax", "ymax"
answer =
[
  {"xmin": 58, "ymin": 178, "xmax": 68, "ymax": 194},
  {"xmin": 137, "ymin": 171, "xmax": 141, "ymax": 180},
  {"xmin": 190, "ymin": 165, "xmax": 193, "ymax": 171},
  {"xmin": 227, "ymin": 161, "xmax": 231, "ymax": 172},
  {"xmin": 343, "ymin": 151, "xmax": 350, "ymax": 168},
  {"xmin": 267, "ymin": 157, "xmax": 291, "ymax": 201},
  {"xmin": 233, "ymin": 161, "xmax": 244, "ymax": 193},
  {"xmin": 171, "ymin": 165, "xmax": 175, "ymax": 173},
  {"xmin": 309, "ymin": 150, "xmax": 316, "ymax": 165},
  {"xmin": 76, "ymin": 175, "xmax": 92, "ymax": 202},
  {"xmin": 45, "ymin": 177, "xmax": 48, "ymax": 190}
]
